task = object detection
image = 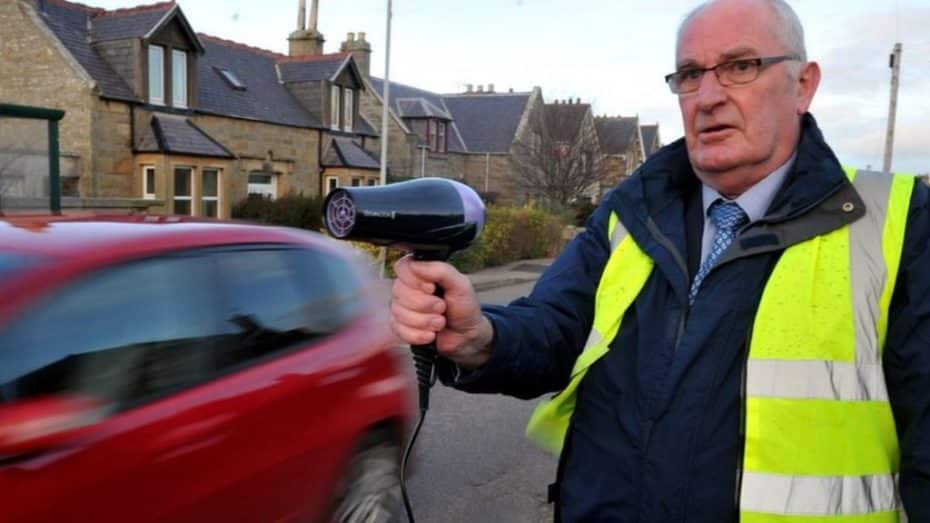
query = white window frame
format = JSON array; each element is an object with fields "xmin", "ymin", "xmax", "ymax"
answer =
[
  {"xmin": 201, "ymin": 168, "xmax": 220, "ymax": 217},
  {"xmin": 325, "ymin": 175, "xmax": 339, "ymax": 196},
  {"xmin": 330, "ymin": 86, "xmax": 341, "ymax": 130},
  {"xmin": 437, "ymin": 121, "xmax": 446, "ymax": 152},
  {"xmin": 148, "ymin": 45, "xmax": 165, "ymax": 105},
  {"xmin": 248, "ymin": 172, "xmax": 277, "ymax": 200},
  {"xmin": 172, "ymin": 49, "xmax": 188, "ymax": 108},
  {"xmin": 173, "ymin": 166, "xmax": 193, "ymax": 215},
  {"xmin": 343, "ymin": 88, "xmax": 354, "ymax": 132},
  {"xmin": 142, "ymin": 165, "xmax": 156, "ymax": 200}
]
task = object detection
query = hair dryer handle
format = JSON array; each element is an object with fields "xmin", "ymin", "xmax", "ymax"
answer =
[{"xmin": 410, "ymin": 284, "xmax": 442, "ymax": 411}]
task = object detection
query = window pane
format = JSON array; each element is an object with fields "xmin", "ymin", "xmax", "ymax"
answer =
[
  {"xmin": 143, "ymin": 166, "xmax": 156, "ymax": 197},
  {"xmin": 172, "ymin": 50, "xmax": 187, "ymax": 108},
  {"xmin": 344, "ymin": 89, "xmax": 353, "ymax": 131},
  {"xmin": 248, "ymin": 173, "xmax": 271, "ymax": 184},
  {"xmin": 203, "ymin": 200, "xmax": 218, "ymax": 218},
  {"xmin": 148, "ymin": 45, "xmax": 164, "ymax": 104},
  {"xmin": 174, "ymin": 200, "xmax": 191, "ymax": 215},
  {"xmin": 351, "ymin": 177, "xmax": 361, "ymax": 187},
  {"xmin": 327, "ymin": 177, "xmax": 338, "ymax": 191},
  {"xmin": 174, "ymin": 168, "xmax": 191, "ymax": 197},
  {"xmin": 202, "ymin": 169, "xmax": 218, "ymax": 197},
  {"xmin": 290, "ymin": 248, "xmax": 364, "ymax": 330},
  {"xmin": 0, "ymin": 255, "xmax": 225, "ymax": 409},
  {"xmin": 330, "ymin": 87, "xmax": 340, "ymax": 129}
]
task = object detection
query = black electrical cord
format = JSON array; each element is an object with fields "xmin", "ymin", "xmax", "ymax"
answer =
[
  {"xmin": 400, "ymin": 346, "xmax": 437, "ymax": 523},
  {"xmin": 399, "ymin": 284, "xmax": 443, "ymax": 523}
]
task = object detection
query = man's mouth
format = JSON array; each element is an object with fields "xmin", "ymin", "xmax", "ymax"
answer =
[{"xmin": 698, "ymin": 124, "xmax": 734, "ymax": 140}]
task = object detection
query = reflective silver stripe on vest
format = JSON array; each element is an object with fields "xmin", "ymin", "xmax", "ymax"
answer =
[
  {"xmin": 849, "ymin": 169, "xmax": 894, "ymax": 365},
  {"xmin": 741, "ymin": 471, "xmax": 900, "ymax": 516},
  {"xmin": 610, "ymin": 218, "xmax": 629, "ymax": 251},
  {"xmin": 746, "ymin": 360, "xmax": 887, "ymax": 401}
]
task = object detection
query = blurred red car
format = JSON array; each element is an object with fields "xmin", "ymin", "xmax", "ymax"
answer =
[{"xmin": 0, "ymin": 215, "xmax": 414, "ymax": 523}]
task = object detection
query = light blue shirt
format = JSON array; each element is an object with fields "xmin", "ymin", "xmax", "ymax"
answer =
[{"xmin": 700, "ymin": 152, "xmax": 797, "ymax": 264}]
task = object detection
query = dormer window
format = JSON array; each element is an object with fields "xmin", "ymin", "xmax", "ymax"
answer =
[
  {"xmin": 172, "ymin": 50, "xmax": 188, "ymax": 108},
  {"xmin": 148, "ymin": 45, "xmax": 165, "ymax": 105}
]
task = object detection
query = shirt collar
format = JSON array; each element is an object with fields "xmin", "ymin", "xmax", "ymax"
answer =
[{"xmin": 701, "ymin": 151, "xmax": 797, "ymax": 223}]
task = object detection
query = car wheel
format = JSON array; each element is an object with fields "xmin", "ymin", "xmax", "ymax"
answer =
[{"xmin": 332, "ymin": 431, "xmax": 404, "ymax": 523}]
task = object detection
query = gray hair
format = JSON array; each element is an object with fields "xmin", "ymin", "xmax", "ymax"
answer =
[{"xmin": 677, "ymin": 0, "xmax": 808, "ymax": 64}]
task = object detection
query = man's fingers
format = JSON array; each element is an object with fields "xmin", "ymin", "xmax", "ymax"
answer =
[
  {"xmin": 393, "ymin": 255, "xmax": 436, "ymax": 294},
  {"xmin": 391, "ymin": 277, "xmax": 446, "ymax": 314},
  {"xmin": 391, "ymin": 300, "xmax": 446, "ymax": 331},
  {"xmin": 390, "ymin": 317, "xmax": 438, "ymax": 346}
]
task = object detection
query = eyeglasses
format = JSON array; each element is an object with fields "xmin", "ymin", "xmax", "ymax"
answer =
[{"xmin": 664, "ymin": 55, "xmax": 799, "ymax": 94}]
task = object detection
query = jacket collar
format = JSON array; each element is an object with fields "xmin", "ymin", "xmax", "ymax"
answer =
[{"xmin": 610, "ymin": 113, "xmax": 856, "ymax": 299}]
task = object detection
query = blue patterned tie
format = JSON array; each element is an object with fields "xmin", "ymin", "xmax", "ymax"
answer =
[{"xmin": 688, "ymin": 200, "xmax": 749, "ymax": 305}]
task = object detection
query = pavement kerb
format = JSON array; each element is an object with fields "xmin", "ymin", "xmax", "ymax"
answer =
[{"xmin": 471, "ymin": 276, "xmax": 540, "ymax": 293}]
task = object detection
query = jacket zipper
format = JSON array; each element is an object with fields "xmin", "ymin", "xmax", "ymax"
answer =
[
  {"xmin": 734, "ymin": 327, "xmax": 751, "ymax": 515},
  {"xmin": 645, "ymin": 217, "xmax": 691, "ymax": 350}
]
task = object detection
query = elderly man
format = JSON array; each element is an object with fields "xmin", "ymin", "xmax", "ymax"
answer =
[{"xmin": 390, "ymin": 0, "xmax": 930, "ymax": 520}]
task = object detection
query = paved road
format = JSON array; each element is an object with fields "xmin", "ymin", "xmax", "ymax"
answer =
[{"xmin": 405, "ymin": 281, "xmax": 557, "ymax": 523}]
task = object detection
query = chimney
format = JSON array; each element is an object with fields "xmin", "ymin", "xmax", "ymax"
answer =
[
  {"xmin": 477, "ymin": 85, "xmax": 484, "ymax": 93},
  {"xmin": 340, "ymin": 30, "xmax": 372, "ymax": 78},
  {"xmin": 289, "ymin": 0, "xmax": 325, "ymax": 56},
  {"xmin": 309, "ymin": 0, "xmax": 319, "ymax": 33},
  {"xmin": 508, "ymin": 87, "xmax": 514, "ymax": 93},
  {"xmin": 488, "ymin": 83, "xmax": 495, "ymax": 93},
  {"xmin": 466, "ymin": 84, "xmax": 473, "ymax": 93},
  {"xmin": 576, "ymin": 97, "xmax": 581, "ymax": 104}
]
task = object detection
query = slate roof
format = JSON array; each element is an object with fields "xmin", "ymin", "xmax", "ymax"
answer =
[
  {"xmin": 369, "ymin": 77, "xmax": 467, "ymax": 153},
  {"xmin": 38, "ymin": 0, "xmax": 139, "ymax": 101},
  {"xmin": 322, "ymin": 138, "xmax": 380, "ymax": 170},
  {"xmin": 197, "ymin": 35, "xmax": 322, "ymax": 128},
  {"xmin": 90, "ymin": 3, "xmax": 173, "ymax": 42},
  {"xmin": 641, "ymin": 124, "xmax": 660, "ymax": 156},
  {"xmin": 545, "ymin": 102, "xmax": 590, "ymax": 143},
  {"xmin": 595, "ymin": 116, "xmax": 640, "ymax": 155},
  {"xmin": 443, "ymin": 93, "xmax": 532, "ymax": 154},
  {"xmin": 277, "ymin": 53, "xmax": 350, "ymax": 83},
  {"xmin": 136, "ymin": 114, "xmax": 234, "ymax": 158}
]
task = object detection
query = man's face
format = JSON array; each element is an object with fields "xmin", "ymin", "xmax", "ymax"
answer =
[{"xmin": 676, "ymin": 0, "xmax": 814, "ymax": 185}]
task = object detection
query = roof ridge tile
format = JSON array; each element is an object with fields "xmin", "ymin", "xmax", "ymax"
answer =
[
  {"xmin": 43, "ymin": 0, "xmax": 106, "ymax": 15},
  {"xmin": 92, "ymin": 1, "xmax": 175, "ymax": 18},
  {"xmin": 197, "ymin": 33, "xmax": 285, "ymax": 59}
]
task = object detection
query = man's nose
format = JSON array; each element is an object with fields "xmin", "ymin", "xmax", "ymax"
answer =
[{"xmin": 694, "ymin": 70, "xmax": 727, "ymax": 110}]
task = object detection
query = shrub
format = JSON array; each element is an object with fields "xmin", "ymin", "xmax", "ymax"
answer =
[
  {"xmin": 231, "ymin": 192, "xmax": 323, "ymax": 231},
  {"xmin": 481, "ymin": 205, "xmax": 567, "ymax": 267}
]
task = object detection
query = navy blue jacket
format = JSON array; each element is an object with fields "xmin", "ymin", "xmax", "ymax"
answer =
[{"xmin": 440, "ymin": 115, "xmax": 930, "ymax": 522}]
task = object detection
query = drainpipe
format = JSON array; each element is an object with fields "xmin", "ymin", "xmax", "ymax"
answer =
[
  {"xmin": 484, "ymin": 152, "xmax": 490, "ymax": 192},
  {"xmin": 420, "ymin": 146, "xmax": 426, "ymax": 177}
]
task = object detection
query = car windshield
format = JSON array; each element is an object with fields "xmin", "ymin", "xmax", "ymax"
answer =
[{"xmin": 0, "ymin": 252, "xmax": 42, "ymax": 284}]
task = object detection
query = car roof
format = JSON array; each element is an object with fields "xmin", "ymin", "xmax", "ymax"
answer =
[{"xmin": 0, "ymin": 214, "xmax": 333, "ymax": 259}]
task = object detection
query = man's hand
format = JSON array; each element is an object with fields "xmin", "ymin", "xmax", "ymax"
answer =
[{"xmin": 390, "ymin": 255, "xmax": 494, "ymax": 369}]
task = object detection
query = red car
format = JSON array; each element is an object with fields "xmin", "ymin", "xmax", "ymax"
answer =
[{"xmin": 0, "ymin": 215, "xmax": 414, "ymax": 523}]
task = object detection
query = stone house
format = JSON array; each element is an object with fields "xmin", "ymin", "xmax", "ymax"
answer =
[
  {"xmin": 365, "ymin": 79, "xmax": 546, "ymax": 204},
  {"xmin": 595, "ymin": 115, "xmax": 647, "ymax": 189},
  {"xmin": 0, "ymin": 0, "xmax": 380, "ymax": 217},
  {"xmin": 640, "ymin": 123, "xmax": 662, "ymax": 158}
]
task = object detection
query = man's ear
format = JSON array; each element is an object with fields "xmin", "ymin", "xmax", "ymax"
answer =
[{"xmin": 796, "ymin": 61, "xmax": 821, "ymax": 115}]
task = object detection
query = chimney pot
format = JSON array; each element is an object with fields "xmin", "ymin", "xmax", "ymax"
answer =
[
  {"xmin": 488, "ymin": 83, "xmax": 495, "ymax": 93},
  {"xmin": 576, "ymin": 97, "xmax": 581, "ymax": 104},
  {"xmin": 347, "ymin": 32, "xmax": 355, "ymax": 42},
  {"xmin": 466, "ymin": 84, "xmax": 473, "ymax": 93},
  {"xmin": 477, "ymin": 85, "xmax": 484, "ymax": 93},
  {"xmin": 358, "ymin": 31, "xmax": 366, "ymax": 42},
  {"xmin": 509, "ymin": 87, "xmax": 514, "ymax": 93}
]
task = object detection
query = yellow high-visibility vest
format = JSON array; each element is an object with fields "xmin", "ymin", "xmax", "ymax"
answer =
[{"xmin": 526, "ymin": 169, "xmax": 915, "ymax": 522}]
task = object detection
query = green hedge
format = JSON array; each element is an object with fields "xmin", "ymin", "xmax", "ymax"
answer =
[{"xmin": 231, "ymin": 193, "xmax": 323, "ymax": 231}]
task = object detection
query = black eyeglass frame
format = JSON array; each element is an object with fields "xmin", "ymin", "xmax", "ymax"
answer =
[{"xmin": 664, "ymin": 55, "xmax": 800, "ymax": 94}]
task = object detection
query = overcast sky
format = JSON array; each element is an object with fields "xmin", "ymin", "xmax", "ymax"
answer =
[{"xmin": 83, "ymin": 0, "xmax": 930, "ymax": 174}]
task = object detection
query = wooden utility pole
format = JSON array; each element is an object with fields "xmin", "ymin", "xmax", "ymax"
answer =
[{"xmin": 883, "ymin": 43, "xmax": 902, "ymax": 174}]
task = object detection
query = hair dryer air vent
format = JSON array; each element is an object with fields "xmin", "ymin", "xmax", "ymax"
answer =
[{"xmin": 326, "ymin": 192, "xmax": 356, "ymax": 238}]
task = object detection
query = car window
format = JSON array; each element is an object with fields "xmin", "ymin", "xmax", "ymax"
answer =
[
  {"xmin": 0, "ymin": 253, "xmax": 228, "ymax": 409},
  {"xmin": 0, "ymin": 252, "xmax": 43, "ymax": 284},
  {"xmin": 213, "ymin": 246, "xmax": 364, "ymax": 370}
]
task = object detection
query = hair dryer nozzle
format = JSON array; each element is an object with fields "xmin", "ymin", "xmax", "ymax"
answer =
[{"xmin": 323, "ymin": 177, "xmax": 485, "ymax": 260}]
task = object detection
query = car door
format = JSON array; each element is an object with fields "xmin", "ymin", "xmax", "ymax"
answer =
[{"xmin": 0, "ymin": 250, "xmax": 247, "ymax": 523}]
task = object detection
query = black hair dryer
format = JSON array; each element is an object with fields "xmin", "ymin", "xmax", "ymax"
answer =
[
  {"xmin": 323, "ymin": 177, "xmax": 485, "ymax": 522},
  {"xmin": 323, "ymin": 178, "xmax": 485, "ymax": 401}
]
